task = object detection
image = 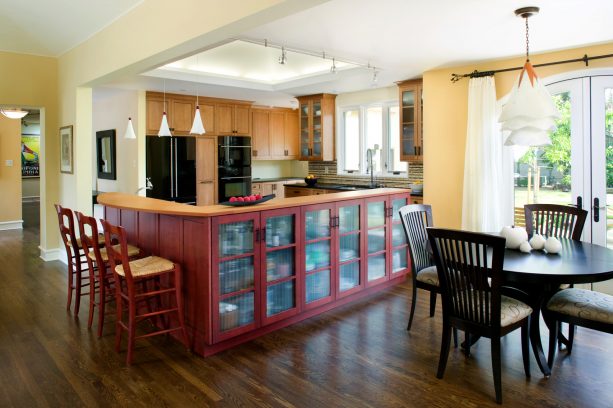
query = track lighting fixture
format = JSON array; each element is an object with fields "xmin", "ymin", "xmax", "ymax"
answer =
[{"xmin": 278, "ymin": 46, "xmax": 287, "ymax": 65}]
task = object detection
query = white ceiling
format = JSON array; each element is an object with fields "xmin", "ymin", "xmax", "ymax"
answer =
[
  {"xmin": 2, "ymin": 0, "xmax": 613, "ymax": 105},
  {"xmin": 0, "ymin": 0, "xmax": 143, "ymax": 56}
]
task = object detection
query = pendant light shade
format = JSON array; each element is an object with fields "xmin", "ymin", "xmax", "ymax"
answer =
[
  {"xmin": 499, "ymin": 7, "xmax": 560, "ymax": 147},
  {"xmin": 124, "ymin": 117, "xmax": 136, "ymax": 139},
  {"xmin": 158, "ymin": 112, "xmax": 172, "ymax": 137},
  {"xmin": 1, "ymin": 108, "xmax": 28, "ymax": 119},
  {"xmin": 190, "ymin": 106, "xmax": 206, "ymax": 135}
]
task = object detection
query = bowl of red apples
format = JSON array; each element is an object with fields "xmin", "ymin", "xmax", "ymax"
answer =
[{"xmin": 222, "ymin": 194, "xmax": 275, "ymax": 206}]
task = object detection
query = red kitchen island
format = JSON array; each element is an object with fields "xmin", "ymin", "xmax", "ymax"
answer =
[{"xmin": 98, "ymin": 188, "xmax": 412, "ymax": 356}]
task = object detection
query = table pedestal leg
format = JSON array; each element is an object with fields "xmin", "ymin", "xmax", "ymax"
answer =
[{"xmin": 529, "ymin": 302, "xmax": 551, "ymax": 378}]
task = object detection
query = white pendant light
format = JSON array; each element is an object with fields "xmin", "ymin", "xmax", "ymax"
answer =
[
  {"xmin": 190, "ymin": 66, "xmax": 206, "ymax": 135},
  {"xmin": 124, "ymin": 117, "xmax": 136, "ymax": 139},
  {"xmin": 1, "ymin": 108, "xmax": 28, "ymax": 119},
  {"xmin": 158, "ymin": 80, "xmax": 172, "ymax": 137},
  {"xmin": 499, "ymin": 7, "xmax": 560, "ymax": 147}
]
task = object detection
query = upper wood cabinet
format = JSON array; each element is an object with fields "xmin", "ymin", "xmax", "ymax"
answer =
[
  {"xmin": 297, "ymin": 93, "xmax": 336, "ymax": 161},
  {"xmin": 215, "ymin": 103, "xmax": 251, "ymax": 136},
  {"xmin": 397, "ymin": 79, "xmax": 423, "ymax": 162},
  {"xmin": 196, "ymin": 136, "xmax": 217, "ymax": 206},
  {"xmin": 251, "ymin": 107, "xmax": 300, "ymax": 160},
  {"xmin": 146, "ymin": 92, "xmax": 196, "ymax": 136}
]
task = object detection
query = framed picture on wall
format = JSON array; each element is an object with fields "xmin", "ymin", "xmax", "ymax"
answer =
[
  {"xmin": 21, "ymin": 134, "xmax": 40, "ymax": 177},
  {"xmin": 60, "ymin": 125, "xmax": 73, "ymax": 174}
]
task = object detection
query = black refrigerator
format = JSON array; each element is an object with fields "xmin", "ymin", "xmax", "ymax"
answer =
[{"xmin": 146, "ymin": 136, "xmax": 196, "ymax": 204}]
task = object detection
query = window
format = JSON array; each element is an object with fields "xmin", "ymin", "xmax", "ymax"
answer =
[{"xmin": 338, "ymin": 102, "xmax": 406, "ymax": 176}]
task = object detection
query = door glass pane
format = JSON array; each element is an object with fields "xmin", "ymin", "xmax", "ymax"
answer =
[
  {"xmin": 368, "ymin": 201, "xmax": 386, "ymax": 227},
  {"xmin": 392, "ymin": 223, "xmax": 406, "ymax": 247},
  {"xmin": 305, "ymin": 270, "xmax": 330, "ymax": 303},
  {"xmin": 366, "ymin": 107, "xmax": 383, "ymax": 173},
  {"xmin": 339, "ymin": 204, "xmax": 359, "ymax": 233},
  {"xmin": 343, "ymin": 110, "xmax": 360, "ymax": 171},
  {"xmin": 368, "ymin": 228, "xmax": 386, "ymax": 253},
  {"xmin": 266, "ymin": 215, "xmax": 293, "ymax": 247},
  {"xmin": 306, "ymin": 241, "xmax": 330, "ymax": 272},
  {"xmin": 219, "ymin": 220, "xmax": 253, "ymax": 257},
  {"xmin": 340, "ymin": 234, "xmax": 360, "ymax": 261},
  {"xmin": 219, "ymin": 257, "xmax": 254, "ymax": 295},
  {"xmin": 266, "ymin": 248, "xmax": 294, "ymax": 282},
  {"xmin": 340, "ymin": 262, "xmax": 360, "ymax": 291},
  {"xmin": 605, "ymin": 87, "xmax": 613, "ymax": 248},
  {"xmin": 389, "ymin": 106, "xmax": 407, "ymax": 172},
  {"xmin": 219, "ymin": 291, "xmax": 254, "ymax": 331},
  {"xmin": 306, "ymin": 209, "xmax": 330, "ymax": 240},
  {"xmin": 267, "ymin": 280, "xmax": 295, "ymax": 316},
  {"xmin": 392, "ymin": 198, "xmax": 406, "ymax": 221},
  {"xmin": 513, "ymin": 92, "xmax": 572, "ymax": 226},
  {"xmin": 393, "ymin": 248, "xmax": 408, "ymax": 272},
  {"xmin": 368, "ymin": 254, "xmax": 386, "ymax": 281}
]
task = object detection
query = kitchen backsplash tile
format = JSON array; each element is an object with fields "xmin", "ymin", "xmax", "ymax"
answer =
[{"xmin": 307, "ymin": 160, "xmax": 423, "ymax": 188}]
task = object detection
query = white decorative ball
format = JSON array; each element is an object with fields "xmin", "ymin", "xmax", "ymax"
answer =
[
  {"xmin": 505, "ymin": 227, "xmax": 528, "ymax": 249},
  {"xmin": 545, "ymin": 237, "xmax": 562, "ymax": 254},
  {"xmin": 500, "ymin": 226, "xmax": 513, "ymax": 239},
  {"xmin": 529, "ymin": 234, "xmax": 546, "ymax": 250},
  {"xmin": 519, "ymin": 241, "xmax": 532, "ymax": 253}
]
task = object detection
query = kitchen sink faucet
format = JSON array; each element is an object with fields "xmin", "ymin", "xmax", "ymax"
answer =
[{"xmin": 367, "ymin": 144, "xmax": 380, "ymax": 188}]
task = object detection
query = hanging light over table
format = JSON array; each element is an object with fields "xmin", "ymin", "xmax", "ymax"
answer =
[
  {"xmin": 124, "ymin": 117, "xmax": 136, "ymax": 139},
  {"xmin": 190, "ymin": 55, "xmax": 206, "ymax": 135},
  {"xmin": 158, "ymin": 80, "xmax": 172, "ymax": 137},
  {"xmin": 499, "ymin": 7, "xmax": 560, "ymax": 146}
]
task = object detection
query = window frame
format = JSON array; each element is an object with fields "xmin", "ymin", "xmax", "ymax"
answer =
[{"xmin": 337, "ymin": 100, "xmax": 406, "ymax": 177}]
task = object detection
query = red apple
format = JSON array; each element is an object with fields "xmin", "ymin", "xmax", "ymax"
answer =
[
  {"xmin": 255, "ymin": 194, "xmax": 262, "ymax": 200},
  {"xmin": 249, "ymin": 195, "xmax": 256, "ymax": 201},
  {"xmin": 237, "ymin": 197, "xmax": 245, "ymax": 202},
  {"xmin": 229, "ymin": 197, "xmax": 237, "ymax": 202}
]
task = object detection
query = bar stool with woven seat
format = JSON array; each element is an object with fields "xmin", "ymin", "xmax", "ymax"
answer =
[
  {"xmin": 55, "ymin": 204, "xmax": 104, "ymax": 316},
  {"xmin": 76, "ymin": 212, "xmax": 142, "ymax": 337},
  {"xmin": 100, "ymin": 219, "xmax": 190, "ymax": 364}
]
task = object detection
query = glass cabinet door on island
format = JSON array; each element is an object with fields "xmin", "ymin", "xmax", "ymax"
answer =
[
  {"xmin": 366, "ymin": 197, "xmax": 388, "ymax": 286},
  {"xmin": 303, "ymin": 204, "xmax": 335, "ymax": 309},
  {"xmin": 337, "ymin": 200, "xmax": 363, "ymax": 298},
  {"xmin": 212, "ymin": 214, "xmax": 261, "ymax": 342},
  {"xmin": 390, "ymin": 195, "xmax": 410, "ymax": 277},
  {"xmin": 260, "ymin": 208, "xmax": 301, "ymax": 325}
]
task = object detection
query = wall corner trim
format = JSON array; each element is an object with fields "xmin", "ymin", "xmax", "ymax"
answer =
[{"xmin": 39, "ymin": 246, "xmax": 63, "ymax": 263}]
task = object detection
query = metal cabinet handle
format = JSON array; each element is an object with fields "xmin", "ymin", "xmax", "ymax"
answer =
[
  {"xmin": 253, "ymin": 150, "xmax": 257, "ymax": 157},
  {"xmin": 199, "ymin": 180, "xmax": 213, "ymax": 184}
]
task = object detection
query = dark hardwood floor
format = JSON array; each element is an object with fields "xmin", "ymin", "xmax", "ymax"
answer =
[{"xmin": 1, "ymin": 202, "xmax": 613, "ymax": 407}]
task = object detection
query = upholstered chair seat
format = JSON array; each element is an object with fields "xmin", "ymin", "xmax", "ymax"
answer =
[
  {"xmin": 547, "ymin": 288, "xmax": 613, "ymax": 325},
  {"xmin": 416, "ymin": 266, "xmax": 439, "ymax": 286}
]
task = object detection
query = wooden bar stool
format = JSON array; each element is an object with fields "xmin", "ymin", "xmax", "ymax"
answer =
[
  {"xmin": 55, "ymin": 204, "xmax": 103, "ymax": 316},
  {"xmin": 100, "ymin": 219, "xmax": 190, "ymax": 364},
  {"xmin": 76, "ymin": 212, "xmax": 142, "ymax": 337}
]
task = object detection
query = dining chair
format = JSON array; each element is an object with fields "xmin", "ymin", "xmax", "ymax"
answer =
[
  {"xmin": 76, "ymin": 212, "xmax": 143, "ymax": 337},
  {"xmin": 427, "ymin": 228, "xmax": 532, "ymax": 404},
  {"xmin": 524, "ymin": 203, "xmax": 588, "ymax": 350},
  {"xmin": 543, "ymin": 288, "xmax": 613, "ymax": 370},
  {"xmin": 398, "ymin": 204, "xmax": 441, "ymax": 331},
  {"xmin": 101, "ymin": 219, "xmax": 190, "ymax": 364}
]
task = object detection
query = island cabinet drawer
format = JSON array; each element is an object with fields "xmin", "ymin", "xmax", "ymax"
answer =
[
  {"xmin": 284, "ymin": 187, "xmax": 313, "ymax": 197},
  {"xmin": 211, "ymin": 207, "xmax": 302, "ymax": 342}
]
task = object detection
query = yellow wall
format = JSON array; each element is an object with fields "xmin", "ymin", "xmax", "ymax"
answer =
[
  {"xmin": 0, "ymin": 116, "xmax": 21, "ymax": 224},
  {"xmin": 423, "ymin": 42, "xmax": 613, "ymax": 228},
  {"xmin": 0, "ymin": 51, "xmax": 58, "ymax": 247}
]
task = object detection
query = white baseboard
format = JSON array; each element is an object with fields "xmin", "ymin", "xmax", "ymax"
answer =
[
  {"xmin": 0, "ymin": 220, "xmax": 23, "ymax": 231},
  {"xmin": 39, "ymin": 247, "xmax": 65, "ymax": 263}
]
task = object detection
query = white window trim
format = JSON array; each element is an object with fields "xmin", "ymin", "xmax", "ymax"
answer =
[{"xmin": 337, "ymin": 100, "xmax": 406, "ymax": 178}]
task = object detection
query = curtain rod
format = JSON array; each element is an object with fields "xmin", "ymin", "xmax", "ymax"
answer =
[{"xmin": 450, "ymin": 52, "xmax": 613, "ymax": 82}]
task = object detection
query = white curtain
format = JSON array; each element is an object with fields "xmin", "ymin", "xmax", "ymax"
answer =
[{"xmin": 461, "ymin": 76, "xmax": 514, "ymax": 232}]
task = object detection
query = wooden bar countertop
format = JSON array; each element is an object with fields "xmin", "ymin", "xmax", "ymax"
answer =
[{"xmin": 98, "ymin": 188, "xmax": 411, "ymax": 217}]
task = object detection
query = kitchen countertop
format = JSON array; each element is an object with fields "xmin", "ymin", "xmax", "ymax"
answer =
[
  {"xmin": 252, "ymin": 177, "xmax": 303, "ymax": 182},
  {"xmin": 284, "ymin": 182, "xmax": 423, "ymax": 196}
]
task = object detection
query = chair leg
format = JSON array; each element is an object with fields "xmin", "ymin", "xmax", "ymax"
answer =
[
  {"xmin": 464, "ymin": 331, "xmax": 471, "ymax": 356},
  {"xmin": 115, "ymin": 279, "xmax": 123, "ymax": 353},
  {"xmin": 97, "ymin": 280, "xmax": 106, "ymax": 338},
  {"xmin": 126, "ymin": 298, "xmax": 136, "ymax": 365},
  {"xmin": 521, "ymin": 319, "xmax": 531, "ymax": 378},
  {"xmin": 548, "ymin": 319, "xmax": 558, "ymax": 369},
  {"xmin": 436, "ymin": 321, "xmax": 452, "ymax": 379},
  {"xmin": 407, "ymin": 283, "xmax": 418, "ymax": 331},
  {"xmin": 74, "ymin": 259, "xmax": 82, "ymax": 316},
  {"xmin": 491, "ymin": 337, "xmax": 502, "ymax": 404},
  {"xmin": 429, "ymin": 291, "xmax": 437, "ymax": 317},
  {"xmin": 66, "ymin": 261, "xmax": 74, "ymax": 311},
  {"xmin": 567, "ymin": 324, "xmax": 575, "ymax": 354},
  {"xmin": 88, "ymin": 280, "xmax": 96, "ymax": 329},
  {"xmin": 452, "ymin": 328, "xmax": 458, "ymax": 348}
]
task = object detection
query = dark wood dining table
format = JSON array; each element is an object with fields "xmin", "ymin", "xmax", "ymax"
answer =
[{"xmin": 500, "ymin": 238, "xmax": 613, "ymax": 377}]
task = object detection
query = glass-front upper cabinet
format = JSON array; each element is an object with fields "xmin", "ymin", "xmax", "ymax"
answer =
[
  {"xmin": 397, "ymin": 79, "xmax": 423, "ymax": 162},
  {"xmin": 337, "ymin": 200, "xmax": 363, "ymax": 298},
  {"xmin": 261, "ymin": 208, "xmax": 301, "ymax": 325},
  {"xmin": 214, "ymin": 214, "xmax": 260, "ymax": 342},
  {"xmin": 297, "ymin": 94, "xmax": 336, "ymax": 161},
  {"xmin": 303, "ymin": 204, "xmax": 334, "ymax": 308}
]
